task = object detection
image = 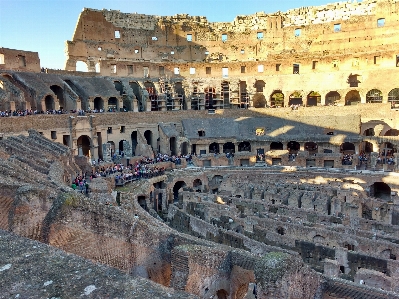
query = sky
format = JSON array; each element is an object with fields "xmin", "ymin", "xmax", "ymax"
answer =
[{"xmin": 0, "ymin": 0, "xmax": 331, "ymax": 70}]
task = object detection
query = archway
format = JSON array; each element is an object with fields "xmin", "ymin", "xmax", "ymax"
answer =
[
  {"xmin": 363, "ymin": 128, "xmax": 375, "ymax": 136},
  {"xmin": 270, "ymin": 90, "xmax": 284, "ymax": 107},
  {"xmin": 138, "ymin": 196, "xmax": 147, "ymax": 210},
  {"xmin": 361, "ymin": 141, "xmax": 373, "ymax": 153},
  {"xmin": 252, "ymin": 93, "xmax": 266, "ymax": 108},
  {"xmin": 50, "ymin": 85, "xmax": 64, "ymax": 110},
  {"xmin": 131, "ymin": 131, "xmax": 138, "ymax": 156},
  {"xmin": 181, "ymin": 142, "xmax": 188, "ymax": 155},
  {"xmin": 254, "ymin": 80, "xmax": 265, "ymax": 92},
  {"xmin": 170, "ymin": 137, "xmax": 177, "ymax": 155},
  {"xmin": 173, "ymin": 181, "xmax": 187, "ymax": 203},
  {"xmin": 325, "ymin": 91, "xmax": 340, "ymax": 106},
  {"xmin": 93, "ymin": 97, "xmax": 104, "ymax": 110},
  {"xmin": 305, "ymin": 142, "xmax": 318, "ymax": 154},
  {"xmin": 388, "ymin": 88, "xmax": 399, "ymax": 108},
  {"xmin": 119, "ymin": 140, "xmax": 127, "ymax": 155},
  {"xmin": 345, "ymin": 90, "xmax": 360, "ymax": 105},
  {"xmin": 44, "ymin": 95, "xmax": 55, "ymax": 111},
  {"xmin": 76, "ymin": 61, "xmax": 88, "ymax": 72},
  {"xmin": 370, "ymin": 182, "xmax": 391, "ymax": 201},
  {"xmin": 270, "ymin": 142, "xmax": 283, "ymax": 150},
  {"xmin": 193, "ymin": 179, "xmax": 202, "ymax": 192},
  {"xmin": 77, "ymin": 135, "xmax": 91, "ymax": 156},
  {"xmin": 238, "ymin": 141, "xmax": 251, "ymax": 152},
  {"xmin": 144, "ymin": 130, "xmax": 152, "ymax": 147},
  {"xmin": 287, "ymin": 141, "xmax": 300, "ymax": 152},
  {"xmin": 307, "ymin": 91, "xmax": 321, "ymax": 106},
  {"xmin": 385, "ymin": 129, "xmax": 399, "ymax": 136},
  {"xmin": 108, "ymin": 97, "xmax": 118, "ymax": 111},
  {"xmin": 223, "ymin": 142, "xmax": 235, "ymax": 154},
  {"xmin": 107, "ymin": 141, "xmax": 115, "ymax": 157},
  {"xmin": 216, "ymin": 289, "xmax": 228, "ymax": 299},
  {"xmin": 366, "ymin": 89, "xmax": 383, "ymax": 103},
  {"xmin": 289, "ymin": 91, "xmax": 303, "ymax": 106},
  {"xmin": 209, "ymin": 142, "xmax": 220, "ymax": 154},
  {"xmin": 340, "ymin": 142, "xmax": 355, "ymax": 153}
]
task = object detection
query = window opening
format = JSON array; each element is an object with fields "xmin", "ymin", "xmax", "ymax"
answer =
[
  {"xmin": 98, "ymin": 47, "xmax": 102, "ymax": 51},
  {"xmin": 241, "ymin": 66, "xmax": 246, "ymax": 73},
  {"xmin": 257, "ymin": 32, "xmax": 263, "ymax": 39},
  {"xmin": 127, "ymin": 65, "xmax": 133, "ymax": 74},
  {"xmin": 312, "ymin": 61, "xmax": 318, "ymax": 69},
  {"xmin": 198, "ymin": 130, "xmax": 205, "ymax": 137},
  {"xmin": 374, "ymin": 56, "xmax": 380, "ymax": 64},
  {"xmin": 377, "ymin": 18, "xmax": 385, "ymax": 27},
  {"xmin": 293, "ymin": 64, "xmax": 300, "ymax": 74},
  {"xmin": 294, "ymin": 28, "xmax": 301, "ymax": 37},
  {"xmin": 143, "ymin": 67, "xmax": 149, "ymax": 78},
  {"xmin": 258, "ymin": 65, "xmax": 264, "ymax": 73},
  {"xmin": 240, "ymin": 49, "xmax": 245, "ymax": 54},
  {"xmin": 187, "ymin": 34, "xmax": 192, "ymax": 41},
  {"xmin": 221, "ymin": 34, "xmax": 228, "ymax": 42},
  {"xmin": 111, "ymin": 64, "xmax": 116, "ymax": 74},
  {"xmin": 206, "ymin": 67, "xmax": 211, "ymax": 74},
  {"xmin": 334, "ymin": 24, "xmax": 341, "ymax": 32},
  {"xmin": 115, "ymin": 30, "xmax": 120, "ymax": 38},
  {"xmin": 0, "ymin": 54, "xmax": 4, "ymax": 64},
  {"xmin": 159, "ymin": 66, "xmax": 164, "ymax": 76},
  {"xmin": 151, "ymin": 36, "xmax": 157, "ymax": 40},
  {"xmin": 222, "ymin": 67, "xmax": 228, "ymax": 78},
  {"xmin": 18, "ymin": 55, "xmax": 26, "ymax": 67},
  {"xmin": 134, "ymin": 49, "xmax": 139, "ymax": 54},
  {"xmin": 174, "ymin": 67, "xmax": 180, "ymax": 75},
  {"xmin": 120, "ymin": 126, "xmax": 125, "ymax": 133},
  {"xmin": 190, "ymin": 67, "xmax": 195, "ymax": 74},
  {"xmin": 171, "ymin": 51, "xmax": 175, "ymax": 55},
  {"xmin": 276, "ymin": 63, "xmax": 281, "ymax": 71}
]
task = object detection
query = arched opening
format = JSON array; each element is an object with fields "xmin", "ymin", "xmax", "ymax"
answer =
[
  {"xmin": 385, "ymin": 129, "xmax": 399, "ymax": 136},
  {"xmin": 361, "ymin": 141, "xmax": 373, "ymax": 153},
  {"xmin": 107, "ymin": 141, "xmax": 115, "ymax": 157},
  {"xmin": 216, "ymin": 289, "xmax": 228, "ymax": 299},
  {"xmin": 144, "ymin": 130, "xmax": 152, "ymax": 147},
  {"xmin": 209, "ymin": 142, "xmax": 220, "ymax": 154},
  {"xmin": 77, "ymin": 135, "xmax": 91, "ymax": 156},
  {"xmin": 131, "ymin": 131, "xmax": 138, "ymax": 156},
  {"xmin": 307, "ymin": 91, "xmax": 321, "ymax": 106},
  {"xmin": 76, "ymin": 61, "xmax": 88, "ymax": 72},
  {"xmin": 181, "ymin": 142, "xmax": 188, "ymax": 155},
  {"xmin": 119, "ymin": 139, "xmax": 127, "ymax": 155},
  {"xmin": 289, "ymin": 91, "xmax": 303, "ymax": 106},
  {"xmin": 252, "ymin": 93, "xmax": 266, "ymax": 108},
  {"xmin": 270, "ymin": 142, "xmax": 283, "ymax": 150},
  {"xmin": 270, "ymin": 90, "xmax": 284, "ymax": 107},
  {"xmin": 173, "ymin": 181, "xmax": 187, "ymax": 203},
  {"xmin": 138, "ymin": 196, "xmax": 147, "ymax": 210},
  {"xmin": 388, "ymin": 88, "xmax": 399, "ymax": 108},
  {"xmin": 345, "ymin": 90, "xmax": 361, "ymax": 105},
  {"xmin": 277, "ymin": 226, "xmax": 285, "ymax": 235},
  {"xmin": 370, "ymin": 182, "xmax": 391, "ymax": 201},
  {"xmin": 50, "ymin": 85, "xmax": 64, "ymax": 110},
  {"xmin": 366, "ymin": 89, "xmax": 383, "ymax": 103},
  {"xmin": 238, "ymin": 141, "xmax": 251, "ymax": 152},
  {"xmin": 205, "ymin": 87, "xmax": 216, "ymax": 109},
  {"xmin": 381, "ymin": 142, "xmax": 397, "ymax": 156},
  {"xmin": 44, "ymin": 95, "xmax": 55, "ymax": 111},
  {"xmin": 108, "ymin": 97, "xmax": 118, "ymax": 112},
  {"xmin": 305, "ymin": 142, "xmax": 318, "ymax": 154},
  {"xmin": 129, "ymin": 81, "xmax": 143, "ymax": 111},
  {"xmin": 193, "ymin": 179, "xmax": 202, "ymax": 192},
  {"xmin": 223, "ymin": 142, "xmax": 235, "ymax": 154},
  {"xmin": 363, "ymin": 128, "xmax": 375, "ymax": 136},
  {"xmin": 287, "ymin": 141, "xmax": 300, "ymax": 153},
  {"xmin": 114, "ymin": 81, "xmax": 124, "ymax": 96},
  {"xmin": 313, "ymin": 235, "xmax": 325, "ymax": 245},
  {"xmin": 340, "ymin": 142, "xmax": 355, "ymax": 153},
  {"xmin": 95, "ymin": 62, "xmax": 100, "ymax": 73},
  {"xmin": 93, "ymin": 97, "xmax": 104, "ymax": 111},
  {"xmin": 254, "ymin": 80, "xmax": 265, "ymax": 92},
  {"xmin": 170, "ymin": 137, "xmax": 177, "ymax": 155},
  {"xmin": 325, "ymin": 91, "xmax": 340, "ymax": 106}
]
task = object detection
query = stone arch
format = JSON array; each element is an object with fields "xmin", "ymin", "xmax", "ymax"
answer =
[
  {"xmin": 270, "ymin": 90, "xmax": 284, "ymax": 107},
  {"xmin": 340, "ymin": 142, "xmax": 355, "ymax": 153},
  {"xmin": 370, "ymin": 182, "xmax": 391, "ymax": 201},
  {"xmin": 307, "ymin": 91, "xmax": 321, "ymax": 106},
  {"xmin": 270, "ymin": 142, "xmax": 283, "ymax": 150},
  {"xmin": 360, "ymin": 141, "xmax": 374, "ymax": 153},
  {"xmin": 384, "ymin": 129, "xmax": 399, "ymax": 136},
  {"xmin": 209, "ymin": 142, "xmax": 220, "ymax": 154},
  {"xmin": 137, "ymin": 195, "xmax": 147, "ymax": 210},
  {"xmin": 388, "ymin": 88, "xmax": 399, "ymax": 108},
  {"xmin": 118, "ymin": 139, "xmax": 127, "ymax": 155},
  {"xmin": 50, "ymin": 85, "xmax": 65, "ymax": 110},
  {"xmin": 144, "ymin": 130, "xmax": 153, "ymax": 147},
  {"xmin": 363, "ymin": 128, "xmax": 375, "ymax": 136},
  {"xmin": 44, "ymin": 95, "xmax": 55, "ymax": 111},
  {"xmin": 193, "ymin": 179, "xmax": 202, "ymax": 192},
  {"xmin": 289, "ymin": 91, "xmax": 303, "ymax": 106},
  {"xmin": 313, "ymin": 235, "xmax": 325, "ymax": 245},
  {"xmin": 325, "ymin": 91, "xmax": 341, "ymax": 105},
  {"xmin": 108, "ymin": 97, "xmax": 118, "ymax": 111},
  {"xmin": 287, "ymin": 141, "xmax": 300, "ymax": 152},
  {"xmin": 77, "ymin": 135, "xmax": 91, "ymax": 157},
  {"xmin": 76, "ymin": 61, "xmax": 88, "ymax": 72},
  {"xmin": 223, "ymin": 142, "xmax": 235, "ymax": 153},
  {"xmin": 238, "ymin": 141, "xmax": 251, "ymax": 152},
  {"xmin": 216, "ymin": 289, "xmax": 228, "ymax": 299},
  {"xmin": 366, "ymin": 89, "xmax": 383, "ymax": 103},
  {"xmin": 93, "ymin": 97, "xmax": 104, "ymax": 110},
  {"xmin": 305, "ymin": 142, "xmax": 318, "ymax": 154},
  {"xmin": 254, "ymin": 80, "xmax": 265, "ymax": 93},
  {"xmin": 345, "ymin": 90, "xmax": 360, "ymax": 105},
  {"xmin": 180, "ymin": 142, "xmax": 188, "ymax": 155},
  {"xmin": 173, "ymin": 181, "xmax": 187, "ymax": 203}
]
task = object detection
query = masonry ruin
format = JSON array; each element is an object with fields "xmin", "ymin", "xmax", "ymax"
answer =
[{"xmin": 1, "ymin": 0, "xmax": 399, "ymax": 298}]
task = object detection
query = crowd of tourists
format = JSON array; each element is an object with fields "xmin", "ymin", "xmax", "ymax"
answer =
[
  {"xmin": 342, "ymin": 154, "xmax": 353, "ymax": 165},
  {"xmin": 71, "ymin": 175, "xmax": 90, "ymax": 194},
  {"xmin": 0, "ymin": 107, "xmax": 123, "ymax": 117}
]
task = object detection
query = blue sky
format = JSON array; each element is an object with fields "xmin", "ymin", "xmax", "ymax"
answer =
[{"xmin": 0, "ymin": 0, "xmax": 331, "ymax": 69}]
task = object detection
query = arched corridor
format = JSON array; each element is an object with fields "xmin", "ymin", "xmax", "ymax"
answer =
[
  {"xmin": 77, "ymin": 135, "xmax": 91, "ymax": 157},
  {"xmin": 44, "ymin": 95, "xmax": 55, "ymax": 111}
]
